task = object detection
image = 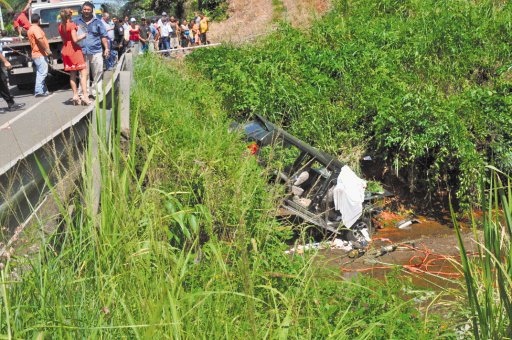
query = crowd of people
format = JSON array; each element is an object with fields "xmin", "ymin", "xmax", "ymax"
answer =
[
  {"xmin": 111, "ymin": 11, "xmax": 211, "ymax": 55},
  {"xmin": 0, "ymin": 0, "xmax": 211, "ymax": 110}
]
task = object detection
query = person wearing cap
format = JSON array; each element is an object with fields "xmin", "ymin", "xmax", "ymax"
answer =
[
  {"xmin": 74, "ymin": 1, "xmax": 109, "ymax": 98},
  {"xmin": 157, "ymin": 12, "xmax": 171, "ymax": 52},
  {"xmin": 128, "ymin": 18, "xmax": 140, "ymax": 49}
]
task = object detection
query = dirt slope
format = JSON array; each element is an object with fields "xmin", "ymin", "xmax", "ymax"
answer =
[
  {"xmin": 208, "ymin": 0, "xmax": 330, "ymax": 44},
  {"xmin": 282, "ymin": 0, "xmax": 331, "ymax": 27},
  {"xmin": 207, "ymin": 0, "xmax": 274, "ymax": 44}
]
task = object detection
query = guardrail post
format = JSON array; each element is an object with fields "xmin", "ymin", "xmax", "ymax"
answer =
[
  {"xmin": 91, "ymin": 108, "xmax": 100, "ymax": 215},
  {"xmin": 0, "ymin": 51, "xmax": 130, "ymax": 252},
  {"xmin": 119, "ymin": 71, "xmax": 131, "ymax": 138},
  {"xmin": 124, "ymin": 52, "xmax": 134, "ymax": 82}
]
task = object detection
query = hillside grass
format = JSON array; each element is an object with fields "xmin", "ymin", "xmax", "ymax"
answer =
[
  {"xmin": 189, "ymin": 0, "xmax": 512, "ymax": 207},
  {"xmin": 0, "ymin": 56, "xmax": 453, "ymax": 338}
]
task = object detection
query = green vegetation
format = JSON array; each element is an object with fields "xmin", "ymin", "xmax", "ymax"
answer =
[
  {"xmin": 454, "ymin": 167, "xmax": 512, "ymax": 338},
  {"xmin": 0, "ymin": 56, "xmax": 449, "ymax": 337},
  {"xmin": 272, "ymin": 0, "xmax": 286, "ymax": 22},
  {"xmin": 200, "ymin": 0, "xmax": 229, "ymax": 20},
  {"xmin": 2, "ymin": 0, "xmax": 511, "ymax": 335},
  {"xmin": 189, "ymin": 0, "xmax": 512, "ymax": 207}
]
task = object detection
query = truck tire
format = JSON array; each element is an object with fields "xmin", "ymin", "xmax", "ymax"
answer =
[
  {"xmin": 345, "ymin": 217, "xmax": 374, "ymax": 247},
  {"xmin": 17, "ymin": 84, "xmax": 33, "ymax": 91}
]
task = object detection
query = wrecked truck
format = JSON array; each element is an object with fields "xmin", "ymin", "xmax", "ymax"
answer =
[{"xmin": 233, "ymin": 114, "xmax": 390, "ymax": 246}]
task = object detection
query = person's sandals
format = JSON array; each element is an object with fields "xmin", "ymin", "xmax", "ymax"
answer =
[{"xmin": 81, "ymin": 97, "xmax": 92, "ymax": 106}]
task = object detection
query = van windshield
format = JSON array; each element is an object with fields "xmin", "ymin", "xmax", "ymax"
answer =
[{"xmin": 39, "ymin": 6, "xmax": 81, "ymax": 24}]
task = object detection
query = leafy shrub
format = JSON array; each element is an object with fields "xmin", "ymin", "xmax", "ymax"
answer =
[
  {"xmin": 189, "ymin": 0, "xmax": 512, "ymax": 207},
  {"xmin": 0, "ymin": 55, "xmax": 441, "ymax": 338}
]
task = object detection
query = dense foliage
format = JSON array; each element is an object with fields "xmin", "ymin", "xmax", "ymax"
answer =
[
  {"xmin": 123, "ymin": 0, "xmax": 228, "ymax": 19},
  {"xmin": 189, "ymin": 0, "xmax": 512, "ymax": 206},
  {"xmin": 0, "ymin": 57, "xmax": 450, "ymax": 337}
]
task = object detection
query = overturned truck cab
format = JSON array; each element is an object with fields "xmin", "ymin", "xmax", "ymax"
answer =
[{"xmin": 233, "ymin": 114, "xmax": 391, "ymax": 246}]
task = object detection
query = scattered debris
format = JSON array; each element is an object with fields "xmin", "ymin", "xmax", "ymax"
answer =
[
  {"xmin": 395, "ymin": 218, "xmax": 420, "ymax": 229},
  {"xmin": 347, "ymin": 249, "xmax": 365, "ymax": 258},
  {"xmin": 331, "ymin": 239, "xmax": 354, "ymax": 250},
  {"xmin": 374, "ymin": 244, "xmax": 397, "ymax": 257},
  {"xmin": 285, "ymin": 238, "xmax": 353, "ymax": 255},
  {"xmin": 194, "ymin": 249, "xmax": 203, "ymax": 264}
]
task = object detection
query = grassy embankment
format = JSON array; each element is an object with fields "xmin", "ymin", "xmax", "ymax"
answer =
[
  {"xmin": 0, "ymin": 56, "xmax": 450, "ymax": 337},
  {"xmin": 454, "ymin": 168, "xmax": 512, "ymax": 339},
  {"xmin": 0, "ymin": 0, "xmax": 509, "ymax": 336},
  {"xmin": 190, "ymin": 0, "xmax": 512, "ymax": 208}
]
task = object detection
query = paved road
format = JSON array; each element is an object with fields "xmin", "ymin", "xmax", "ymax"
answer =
[{"xmin": 0, "ymin": 81, "xmax": 90, "ymax": 175}]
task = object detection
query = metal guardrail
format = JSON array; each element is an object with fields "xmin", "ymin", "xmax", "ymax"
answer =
[
  {"xmin": 154, "ymin": 43, "xmax": 222, "ymax": 54},
  {"xmin": 0, "ymin": 52, "xmax": 132, "ymax": 242}
]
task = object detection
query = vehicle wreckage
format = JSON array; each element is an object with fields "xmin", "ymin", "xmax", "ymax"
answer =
[{"xmin": 233, "ymin": 115, "xmax": 391, "ymax": 246}]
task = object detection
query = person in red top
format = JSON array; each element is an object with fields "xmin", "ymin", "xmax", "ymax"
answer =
[
  {"xmin": 13, "ymin": 0, "xmax": 32, "ymax": 38},
  {"xmin": 59, "ymin": 8, "xmax": 90, "ymax": 105},
  {"xmin": 128, "ymin": 18, "xmax": 140, "ymax": 48}
]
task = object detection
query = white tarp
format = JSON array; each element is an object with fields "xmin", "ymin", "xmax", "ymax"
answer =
[{"xmin": 333, "ymin": 165, "xmax": 367, "ymax": 228}]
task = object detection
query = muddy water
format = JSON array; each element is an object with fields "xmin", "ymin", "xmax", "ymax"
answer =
[
  {"xmin": 316, "ymin": 216, "xmax": 472, "ymax": 291},
  {"xmin": 375, "ymin": 218, "xmax": 454, "ymax": 243}
]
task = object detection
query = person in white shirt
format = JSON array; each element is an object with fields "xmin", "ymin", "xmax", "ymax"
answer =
[
  {"xmin": 101, "ymin": 12, "xmax": 115, "ymax": 70},
  {"xmin": 122, "ymin": 15, "xmax": 130, "ymax": 43},
  {"xmin": 157, "ymin": 12, "xmax": 171, "ymax": 51}
]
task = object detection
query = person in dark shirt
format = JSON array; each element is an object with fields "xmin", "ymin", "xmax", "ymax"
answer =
[
  {"xmin": 112, "ymin": 17, "xmax": 125, "ymax": 57},
  {"xmin": 0, "ymin": 41, "xmax": 25, "ymax": 112},
  {"xmin": 139, "ymin": 18, "xmax": 149, "ymax": 53}
]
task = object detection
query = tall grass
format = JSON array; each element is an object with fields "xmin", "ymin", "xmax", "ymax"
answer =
[
  {"xmin": 0, "ymin": 56, "xmax": 446, "ymax": 337},
  {"xmin": 454, "ymin": 167, "xmax": 512, "ymax": 338}
]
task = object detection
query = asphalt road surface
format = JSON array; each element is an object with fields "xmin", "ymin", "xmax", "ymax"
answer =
[{"xmin": 0, "ymin": 80, "xmax": 90, "ymax": 174}]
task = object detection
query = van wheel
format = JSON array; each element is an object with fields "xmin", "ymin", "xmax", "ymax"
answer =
[{"xmin": 345, "ymin": 218, "xmax": 373, "ymax": 247}]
